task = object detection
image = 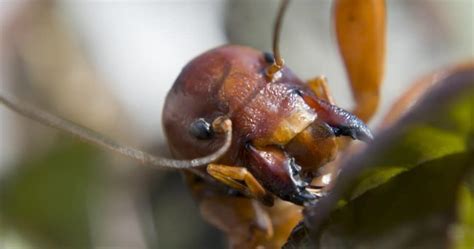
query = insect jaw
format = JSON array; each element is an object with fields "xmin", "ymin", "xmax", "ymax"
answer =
[
  {"xmin": 301, "ymin": 94, "xmax": 374, "ymax": 143},
  {"xmin": 286, "ymin": 157, "xmax": 321, "ymax": 205},
  {"xmin": 323, "ymin": 103, "xmax": 374, "ymax": 143},
  {"xmin": 330, "ymin": 122, "xmax": 374, "ymax": 143}
]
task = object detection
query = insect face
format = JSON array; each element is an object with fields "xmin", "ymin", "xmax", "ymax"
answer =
[{"xmin": 162, "ymin": 45, "xmax": 372, "ymax": 205}]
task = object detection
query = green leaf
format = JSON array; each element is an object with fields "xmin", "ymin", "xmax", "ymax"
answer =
[
  {"xmin": 452, "ymin": 168, "xmax": 474, "ymax": 249},
  {"xmin": 285, "ymin": 68, "xmax": 474, "ymax": 248},
  {"xmin": 315, "ymin": 153, "xmax": 471, "ymax": 248},
  {"xmin": 0, "ymin": 138, "xmax": 105, "ymax": 249}
]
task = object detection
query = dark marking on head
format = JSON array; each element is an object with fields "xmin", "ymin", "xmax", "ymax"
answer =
[
  {"xmin": 331, "ymin": 122, "xmax": 373, "ymax": 143},
  {"xmin": 189, "ymin": 118, "xmax": 213, "ymax": 140},
  {"xmin": 291, "ymin": 88, "xmax": 304, "ymax": 97},
  {"xmin": 263, "ymin": 51, "xmax": 275, "ymax": 64}
]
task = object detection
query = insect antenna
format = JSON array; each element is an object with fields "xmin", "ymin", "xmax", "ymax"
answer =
[
  {"xmin": 0, "ymin": 93, "xmax": 232, "ymax": 169},
  {"xmin": 266, "ymin": 0, "xmax": 290, "ymax": 80}
]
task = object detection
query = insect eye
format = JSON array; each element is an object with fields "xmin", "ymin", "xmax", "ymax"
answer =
[
  {"xmin": 189, "ymin": 118, "xmax": 214, "ymax": 140},
  {"xmin": 263, "ymin": 52, "xmax": 275, "ymax": 64}
]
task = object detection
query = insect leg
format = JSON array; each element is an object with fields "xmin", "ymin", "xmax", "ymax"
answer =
[
  {"xmin": 199, "ymin": 197, "xmax": 274, "ymax": 247},
  {"xmin": 207, "ymin": 164, "xmax": 274, "ymax": 206},
  {"xmin": 307, "ymin": 76, "xmax": 335, "ymax": 105}
]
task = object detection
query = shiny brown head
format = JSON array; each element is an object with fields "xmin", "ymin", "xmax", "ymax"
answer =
[
  {"xmin": 163, "ymin": 0, "xmax": 372, "ymax": 206},
  {"xmin": 162, "ymin": 45, "xmax": 372, "ymax": 205}
]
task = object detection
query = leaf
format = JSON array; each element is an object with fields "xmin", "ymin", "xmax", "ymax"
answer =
[
  {"xmin": 0, "ymin": 138, "xmax": 105, "ymax": 249},
  {"xmin": 285, "ymin": 68, "xmax": 474, "ymax": 248},
  {"xmin": 453, "ymin": 178, "xmax": 474, "ymax": 249},
  {"xmin": 380, "ymin": 61, "xmax": 474, "ymax": 128},
  {"xmin": 334, "ymin": 0, "xmax": 386, "ymax": 122}
]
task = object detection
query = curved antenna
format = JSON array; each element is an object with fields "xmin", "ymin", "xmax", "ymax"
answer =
[
  {"xmin": 267, "ymin": 0, "xmax": 290, "ymax": 80},
  {"xmin": 0, "ymin": 93, "xmax": 232, "ymax": 169},
  {"xmin": 273, "ymin": 0, "xmax": 290, "ymax": 67}
]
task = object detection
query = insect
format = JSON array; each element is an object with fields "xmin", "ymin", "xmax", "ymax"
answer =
[
  {"xmin": 162, "ymin": 1, "xmax": 384, "ymax": 247},
  {"xmin": 162, "ymin": 39, "xmax": 373, "ymax": 205},
  {"xmin": 0, "ymin": 0, "xmax": 385, "ymax": 247}
]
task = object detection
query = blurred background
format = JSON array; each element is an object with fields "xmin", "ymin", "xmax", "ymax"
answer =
[{"xmin": 0, "ymin": 0, "xmax": 472, "ymax": 248}]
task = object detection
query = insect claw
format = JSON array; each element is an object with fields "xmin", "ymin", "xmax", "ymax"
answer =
[
  {"xmin": 300, "ymin": 94, "xmax": 374, "ymax": 143},
  {"xmin": 352, "ymin": 121, "xmax": 373, "ymax": 142},
  {"xmin": 289, "ymin": 190, "xmax": 317, "ymax": 205},
  {"xmin": 306, "ymin": 187, "xmax": 324, "ymax": 196},
  {"xmin": 355, "ymin": 126, "xmax": 374, "ymax": 142},
  {"xmin": 328, "ymin": 110, "xmax": 374, "ymax": 143},
  {"xmin": 307, "ymin": 184, "xmax": 324, "ymax": 190}
]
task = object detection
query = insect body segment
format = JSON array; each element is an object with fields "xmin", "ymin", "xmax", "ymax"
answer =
[
  {"xmin": 163, "ymin": 45, "xmax": 372, "ymax": 206},
  {"xmin": 240, "ymin": 81, "xmax": 317, "ymax": 148}
]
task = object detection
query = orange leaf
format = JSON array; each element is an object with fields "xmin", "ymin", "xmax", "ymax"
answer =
[{"xmin": 334, "ymin": 0, "xmax": 386, "ymax": 122}]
